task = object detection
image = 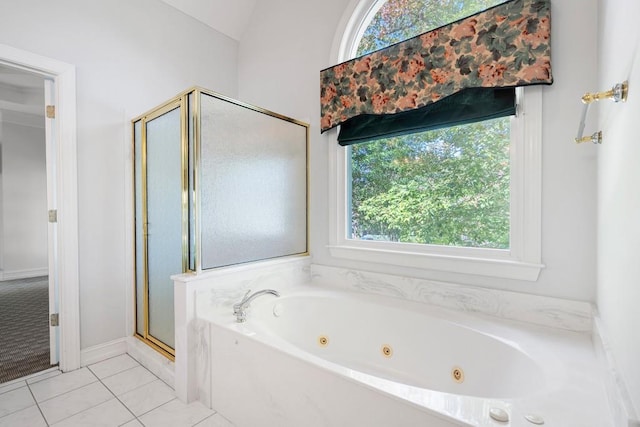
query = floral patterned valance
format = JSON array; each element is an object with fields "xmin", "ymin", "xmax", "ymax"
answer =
[{"xmin": 320, "ymin": 0, "xmax": 552, "ymax": 133}]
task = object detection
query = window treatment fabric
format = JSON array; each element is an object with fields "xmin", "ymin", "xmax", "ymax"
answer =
[
  {"xmin": 320, "ymin": 0, "xmax": 552, "ymax": 136},
  {"xmin": 337, "ymin": 87, "xmax": 516, "ymax": 145}
]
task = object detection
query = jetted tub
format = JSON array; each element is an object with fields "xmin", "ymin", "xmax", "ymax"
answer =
[{"xmin": 199, "ymin": 285, "xmax": 612, "ymax": 426}]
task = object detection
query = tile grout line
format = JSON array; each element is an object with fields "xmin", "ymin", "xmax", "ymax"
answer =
[
  {"xmin": 0, "ymin": 366, "xmax": 60, "ymax": 394},
  {"xmin": 34, "ymin": 377, "xmax": 100, "ymax": 404},
  {"xmin": 41, "ymin": 368, "xmax": 135, "ymax": 427},
  {"xmin": 88, "ymin": 361, "xmax": 141, "ymax": 382},
  {"xmin": 2, "ymin": 369, "xmax": 217, "ymax": 427},
  {"xmin": 0, "ymin": 380, "xmax": 26, "ymax": 396},
  {"xmin": 90, "ymin": 357, "xmax": 175, "ymax": 426},
  {"xmin": 193, "ymin": 413, "xmax": 220, "ymax": 427},
  {"xmin": 0, "ymin": 385, "xmax": 46, "ymax": 425},
  {"xmin": 2, "ymin": 357, "xmax": 161, "ymax": 426},
  {"xmin": 106, "ymin": 358, "xmax": 219, "ymax": 426},
  {"xmin": 33, "ymin": 369, "xmax": 109, "ymax": 425},
  {"xmin": 95, "ymin": 354, "xmax": 189, "ymax": 422},
  {"xmin": 26, "ymin": 382, "xmax": 51, "ymax": 427},
  {"xmin": 114, "ymin": 353, "xmax": 176, "ymax": 393},
  {"xmin": 4, "ymin": 356, "xmax": 186, "ymax": 427},
  {"xmin": 35, "ymin": 369, "xmax": 102, "ymax": 425},
  {"xmin": 94, "ymin": 374, "xmax": 141, "ymax": 427},
  {"xmin": 82, "ymin": 364, "xmax": 144, "ymax": 425},
  {"xmin": 26, "ymin": 369, "xmax": 62, "ymax": 387},
  {"xmin": 29, "ymin": 364, "xmax": 137, "ymax": 427},
  {"xmin": 135, "ymin": 397, "xmax": 179, "ymax": 420},
  {"xmin": 90, "ymin": 363, "xmax": 159, "ymax": 394}
]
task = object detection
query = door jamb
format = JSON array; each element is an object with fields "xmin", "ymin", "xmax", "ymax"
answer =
[{"xmin": 0, "ymin": 43, "xmax": 80, "ymax": 372}]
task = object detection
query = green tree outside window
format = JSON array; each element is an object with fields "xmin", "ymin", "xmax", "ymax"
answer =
[{"xmin": 349, "ymin": 0, "xmax": 510, "ymax": 249}]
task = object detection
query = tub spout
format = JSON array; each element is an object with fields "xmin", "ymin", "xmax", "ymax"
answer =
[{"xmin": 233, "ymin": 289, "xmax": 280, "ymax": 323}]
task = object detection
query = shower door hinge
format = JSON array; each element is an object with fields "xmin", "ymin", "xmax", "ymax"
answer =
[
  {"xmin": 48, "ymin": 209, "xmax": 57, "ymax": 223},
  {"xmin": 46, "ymin": 105, "xmax": 55, "ymax": 119},
  {"xmin": 50, "ymin": 313, "xmax": 59, "ymax": 327}
]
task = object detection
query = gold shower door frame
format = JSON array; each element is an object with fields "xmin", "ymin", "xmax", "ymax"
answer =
[
  {"xmin": 132, "ymin": 87, "xmax": 309, "ymax": 360},
  {"xmin": 133, "ymin": 94, "xmax": 189, "ymax": 360}
]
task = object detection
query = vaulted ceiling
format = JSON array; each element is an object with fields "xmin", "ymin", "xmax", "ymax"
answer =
[{"xmin": 158, "ymin": 0, "xmax": 257, "ymax": 41}]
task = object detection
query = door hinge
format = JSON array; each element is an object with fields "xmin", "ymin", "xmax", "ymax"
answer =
[
  {"xmin": 46, "ymin": 105, "xmax": 55, "ymax": 119},
  {"xmin": 48, "ymin": 209, "xmax": 57, "ymax": 223},
  {"xmin": 50, "ymin": 313, "xmax": 59, "ymax": 327}
]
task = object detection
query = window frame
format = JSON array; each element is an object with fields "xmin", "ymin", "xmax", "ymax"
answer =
[{"xmin": 327, "ymin": 0, "xmax": 543, "ymax": 281}]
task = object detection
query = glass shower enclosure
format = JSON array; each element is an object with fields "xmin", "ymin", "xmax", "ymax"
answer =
[{"xmin": 133, "ymin": 88, "xmax": 308, "ymax": 358}]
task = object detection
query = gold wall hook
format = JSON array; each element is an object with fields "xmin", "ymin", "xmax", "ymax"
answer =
[
  {"xmin": 575, "ymin": 131, "xmax": 602, "ymax": 145},
  {"xmin": 581, "ymin": 81, "xmax": 628, "ymax": 104}
]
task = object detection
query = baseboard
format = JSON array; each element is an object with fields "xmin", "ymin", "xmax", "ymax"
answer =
[
  {"xmin": 80, "ymin": 338, "xmax": 128, "ymax": 367},
  {"xmin": 593, "ymin": 313, "xmax": 640, "ymax": 427},
  {"xmin": 0, "ymin": 268, "xmax": 49, "ymax": 281}
]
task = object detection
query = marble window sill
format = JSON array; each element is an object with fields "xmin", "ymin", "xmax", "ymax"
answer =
[{"xmin": 328, "ymin": 244, "xmax": 544, "ymax": 282}]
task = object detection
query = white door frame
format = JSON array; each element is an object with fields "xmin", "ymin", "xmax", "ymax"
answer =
[{"xmin": 0, "ymin": 44, "xmax": 80, "ymax": 372}]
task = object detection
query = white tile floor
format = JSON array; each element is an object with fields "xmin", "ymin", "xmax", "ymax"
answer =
[{"xmin": 0, "ymin": 354, "xmax": 234, "ymax": 427}]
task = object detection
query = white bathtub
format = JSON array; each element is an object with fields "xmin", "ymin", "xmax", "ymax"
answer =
[{"xmin": 197, "ymin": 284, "xmax": 612, "ymax": 426}]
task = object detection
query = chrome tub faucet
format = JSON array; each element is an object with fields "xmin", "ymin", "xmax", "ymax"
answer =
[{"xmin": 233, "ymin": 289, "xmax": 280, "ymax": 323}]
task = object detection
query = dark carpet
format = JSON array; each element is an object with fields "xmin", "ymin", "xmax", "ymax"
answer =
[{"xmin": 0, "ymin": 276, "xmax": 52, "ymax": 383}]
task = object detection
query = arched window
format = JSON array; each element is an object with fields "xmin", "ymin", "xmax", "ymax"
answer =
[{"xmin": 329, "ymin": 0, "xmax": 543, "ymax": 281}]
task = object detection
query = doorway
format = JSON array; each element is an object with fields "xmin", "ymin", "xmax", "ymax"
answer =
[
  {"xmin": 0, "ymin": 44, "xmax": 80, "ymax": 376},
  {"xmin": 0, "ymin": 64, "xmax": 54, "ymax": 382}
]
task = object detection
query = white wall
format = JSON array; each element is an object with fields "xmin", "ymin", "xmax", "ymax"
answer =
[
  {"xmin": 238, "ymin": 0, "xmax": 599, "ymax": 301},
  {"xmin": 597, "ymin": 0, "xmax": 640, "ymax": 415},
  {"xmin": 0, "ymin": 121, "xmax": 47, "ymax": 278},
  {"xmin": 0, "ymin": 0, "xmax": 238, "ymax": 349}
]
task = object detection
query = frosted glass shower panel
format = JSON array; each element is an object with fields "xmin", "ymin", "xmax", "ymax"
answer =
[
  {"xmin": 133, "ymin": 88, "xmax": 307, "ymax": 357},
  {"xmin": 145, "ymin": 107, "xmax": 183, "ymax": 348},
  {"xmin": 199, "ymin": 93, "xmax": 307, "ymax": 269}
]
